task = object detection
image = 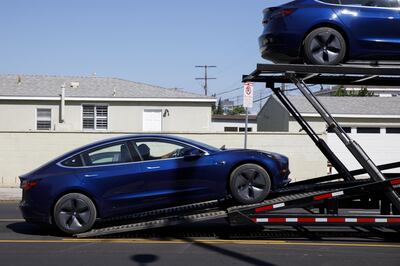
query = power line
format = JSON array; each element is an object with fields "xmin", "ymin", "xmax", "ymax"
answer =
[
  {"xmin": 216, "ymin": 86, "xmax": 242, "ymax": 96},
  {"xmin": 195, "ymin": 65, "xmax": 216, "ymax": 96}
]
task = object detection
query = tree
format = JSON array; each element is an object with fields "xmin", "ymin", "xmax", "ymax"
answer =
[
  {"xmin": 228, "ymin": 106, "xmax": 246, "ymax": 115},
  {"xmin": 334, "ymin": 86, "xmax": 374, "ymax": 97},
  {"xmin": 213, "ymin": 98, "xmax": 224, "ymax": 115}
]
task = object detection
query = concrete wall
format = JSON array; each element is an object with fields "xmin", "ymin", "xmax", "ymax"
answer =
[
  {"xmin": 0, "ymin": 100, "xmax": 212, "ymax": 132},
  {"xmin": 327, "ymin": 130, "xmax": 400, "ymax": 173},
  {"xmin": 0, "ymin": 131, "xmax": 327, "ymax": 187}
]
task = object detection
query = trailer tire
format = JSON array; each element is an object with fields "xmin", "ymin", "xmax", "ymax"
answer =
[{"xmin": 229, "ymin": 164, "xmax": 271, "ymax": 204}]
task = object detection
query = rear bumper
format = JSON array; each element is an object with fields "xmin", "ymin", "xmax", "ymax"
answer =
[
  {"xmin": 259, "ymin": 31, "xmax": 302, "ymax": 63},
  {"xmin": 19, "ymin": 200, "xmax": 52, "ymax": 224}
]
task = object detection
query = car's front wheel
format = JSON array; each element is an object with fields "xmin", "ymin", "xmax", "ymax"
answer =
[
  {"xmin": 53, "ymin": 193, "xmax": 97, "ymax": 235},
  {"xmin": 229, "ymin": 164, "xmax": 271, "ymax": 205},
  {"xmin": 303, "ymin": 27, "xmax": 346, "ymax": 65}
]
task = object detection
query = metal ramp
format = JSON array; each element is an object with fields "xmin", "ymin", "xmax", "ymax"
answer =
[{"xmin": 75, "ymin": 64, "xmax": 400, "ymax": 238}]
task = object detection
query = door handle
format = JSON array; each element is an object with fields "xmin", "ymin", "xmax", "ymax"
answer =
[
  {"xmin": 146, "ymin": 166, "xmax": 160, "ymax": 170},
  {"xmin": 84, "ymin": 174, "xmax": 98, "ymax": 178}
]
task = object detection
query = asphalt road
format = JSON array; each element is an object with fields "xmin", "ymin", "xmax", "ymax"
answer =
[{"xmin": 0, "ymin": 202, "xmax": 399, "ymax": 266}]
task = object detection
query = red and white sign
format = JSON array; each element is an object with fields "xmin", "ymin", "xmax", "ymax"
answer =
[{"xmin": 243, "ymin": 82, "xmax": 254, "ymax": 108}]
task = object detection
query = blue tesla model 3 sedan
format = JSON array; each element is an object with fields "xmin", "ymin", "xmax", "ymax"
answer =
[
  {"xmin": 19, "ymin": 135, "xmax": 290, "ymax": 234},
  {"xmin": 259, "ymin": 0, "xmax": 400, "ymax": 65}
]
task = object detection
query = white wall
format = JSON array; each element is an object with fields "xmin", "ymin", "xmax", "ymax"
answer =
[
  {"xmin": 0, "ymin": 100, "xmax": 212, "ymax": 132},
  {"xmin": 211, "ymin": 121, "xmax": 257, "ymax": 132},
  {"xmin": 327, "ymin": 130, "xmax": 400, "ymax": 173},
  {"xmin": 0, "ymin": 131, "xmax": 327, "ymax": 186}
]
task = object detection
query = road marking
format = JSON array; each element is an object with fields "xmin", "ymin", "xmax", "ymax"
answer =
[{"xmin": 0, "ymin": 239, "xmax": 399, "ymax": 248}]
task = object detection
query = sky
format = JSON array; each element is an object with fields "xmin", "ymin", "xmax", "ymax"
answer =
[{"xmin": 0, "ymin": 0, "xmax": 289, "ymax": 113}]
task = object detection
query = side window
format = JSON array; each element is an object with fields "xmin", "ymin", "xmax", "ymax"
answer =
[
  {"xmin": 321, "ymin": 0, "xmax": 340, "ymax": 4},
  {"xmin": 340, "ymin": 0, "xmax": 399, "ymax": 7},
  {"xmin": 133, "ymin": 140, "xmax": 189, "ymax": 161},
  {"xmin": 62, "ymin": 155, "xmax": 83, "ymax": 167},
  {"xmin": 83, "ymin": 142, "xmax": 134, "ymax": 166}
]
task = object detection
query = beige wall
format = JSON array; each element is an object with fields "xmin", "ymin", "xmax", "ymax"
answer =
[
  {"xmin": 0, "ymin": 100, "xmax": 212, "ymax": 132},
  {"xmin": 0, "ymin": 132, "xmax": 327, "ymax": 187}
]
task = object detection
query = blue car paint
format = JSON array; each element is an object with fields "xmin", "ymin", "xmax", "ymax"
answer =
[
  {"xmin": 259, "ymin": 0, "xmax": 400, "ymax": 63},
  {"xmin": 19, "ymin": 135, "xmax": 290, "ymax": 224}
]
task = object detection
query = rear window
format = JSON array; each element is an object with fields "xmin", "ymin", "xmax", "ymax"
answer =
[{"xmin": 62, "ymin": 155, "xmax": 83, "ymax": 167}]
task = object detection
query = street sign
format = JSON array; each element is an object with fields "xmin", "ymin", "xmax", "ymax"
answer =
[{"xmin": 243, "ymin": 82, "xmax": 254, "ymax": 108}]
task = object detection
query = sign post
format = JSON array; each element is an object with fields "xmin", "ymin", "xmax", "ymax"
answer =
[{"xmin": 243, "ymin": 82, "xmax": 254, "ymax": 149}]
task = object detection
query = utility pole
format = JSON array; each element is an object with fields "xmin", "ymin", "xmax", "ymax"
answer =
[{"xmin": 195, "ymin": 65, "xmax": 216, "ymax": 96}]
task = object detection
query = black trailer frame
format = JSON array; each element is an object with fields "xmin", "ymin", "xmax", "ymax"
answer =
[{"xmin": 75, "ymin": 64, "xmax": 400, "ymax": 238}]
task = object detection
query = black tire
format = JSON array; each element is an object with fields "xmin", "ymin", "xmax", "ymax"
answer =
[
  {"xmin": 229, "ymin": 164, "xmax": 271, "ymax": 205},
  {"xmin": 53, "ymin": 193, "xmax": 97, "ymax": 235},
  {"xmin": 304, "ymin": 27, "xmax": 346, "ymax": 65}
]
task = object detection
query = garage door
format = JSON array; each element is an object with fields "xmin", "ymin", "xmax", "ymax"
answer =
[{"xmin": 143, "ymin": 109, "xmax": 162, "ymax": 132}]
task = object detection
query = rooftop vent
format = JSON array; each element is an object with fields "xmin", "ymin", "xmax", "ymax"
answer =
[{"xmin": 70, "ymin": 82, "xmax": 80, "ymax": 88}]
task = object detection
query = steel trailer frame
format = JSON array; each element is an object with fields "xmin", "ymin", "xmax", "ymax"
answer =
[{"xmin": 75, "ymin": 64, "xmax": 400, "ymax": 238}]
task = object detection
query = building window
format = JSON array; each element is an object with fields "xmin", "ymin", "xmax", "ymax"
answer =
[
  {"xmin": 82, "ymin": 105, "xmax": 108, "ymax": 130},
  {"xmin": 327, "ymin": 127, "xmax": 351, "ymax": 133},
  {"xmin": 386, "ymin": 128, "xmax": 400, "ymax": 134},
  {"xmin": 36, "ymin": 108, "xmax": 51, "ymax": 130},
  {"xmin": 224, "ymin": 127, "xmax": 238, "ymax": 132},
  {"xmin": 357, "ymin": 127, "xmax": 380, "ymax": 134},
  {"xmin": 239, "ymin": 127, "xmax": 253, "ymax": 132}
]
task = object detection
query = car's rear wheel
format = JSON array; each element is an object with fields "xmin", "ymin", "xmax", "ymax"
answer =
[
  {"xmin": 304, "ymin": 27, "xmax": 346, "ymax": 65},
  {"xmin": 53, "ymin": 193, "xmax": 97, "ymax": 235},
  {"xmin": 229, "ymin": 164, "xmax": 271, "ymax": 205}
]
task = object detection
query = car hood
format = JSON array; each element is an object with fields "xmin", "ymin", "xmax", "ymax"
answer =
[{"xmin": 215, "ymin": 148, "xmax": 286, "ymax": 159}]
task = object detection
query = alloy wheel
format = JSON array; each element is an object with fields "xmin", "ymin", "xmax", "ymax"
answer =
[
  {"xmin": 57, "ymin": 198, "xmax": 92, "ymax": 231},
  {"xmin": 234, "ymin": 169, "xmax": 267, "ymax": 200},
  {"xmin": 310, "ymin": 32, "xmax": 342, "ymax": 64}
]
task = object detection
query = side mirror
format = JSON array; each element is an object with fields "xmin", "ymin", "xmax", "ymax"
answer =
[{"xmin": 182, "ymin": 148, "xmax": 204, "ymax": 159}]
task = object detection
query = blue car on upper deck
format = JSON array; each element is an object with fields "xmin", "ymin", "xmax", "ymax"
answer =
[
  {"xmin": 19, "ymin": 135, "xmax": 290, "ymax": 234},
  {"xmin": 259, "ymin": 0, "xmax": 400, "ymax": 65}
]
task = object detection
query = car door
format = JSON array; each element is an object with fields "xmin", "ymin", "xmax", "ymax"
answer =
[
  {"xmin": 132, "ymin": 138, "xmax": 221, "ymax": 209},
  {"xmin": 336, "ymin": 0, "xmax": 400, "ymax": 57},
  {"xmin": 76, "ymin": 141, "xmax": 147, "ymax": 217}
]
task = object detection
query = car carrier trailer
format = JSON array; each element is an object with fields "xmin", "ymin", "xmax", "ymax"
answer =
[{"xmin": 75, "ymin": 64, "xmax": 400, "ymax": 238}]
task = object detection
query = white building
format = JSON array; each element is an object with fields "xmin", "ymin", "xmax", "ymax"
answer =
[{"xmin": 0, "ymin": 75, "xmax": 216, "ymax": 133}]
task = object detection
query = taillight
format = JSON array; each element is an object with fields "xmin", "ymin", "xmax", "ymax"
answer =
[
  {"xmin": 269, "ymin": 8, "xmax": 297, "ymax": 20},
  {"xmin": 280, "ymin": 8, "xmax": 296, "ymax": 17},
  {"xmin": 21, "ymin": 180, "xmax": 39, "ymax": 190}
]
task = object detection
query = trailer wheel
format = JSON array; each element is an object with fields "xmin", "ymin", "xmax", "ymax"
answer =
[
  {"xmin": 53, "ymin": 193, "xmax": 97, "ymax": 235},
  {"xmin": 229, "ymin": 164, "xmax": 271, "ymax": 204}
]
